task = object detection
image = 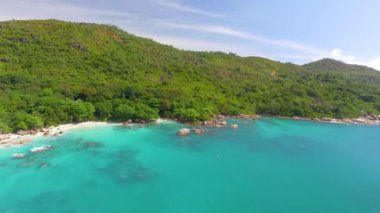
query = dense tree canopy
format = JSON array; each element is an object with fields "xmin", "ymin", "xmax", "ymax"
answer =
[{"xmin": 0, "ymin": 20, "xmax": 380, "ymax": 133}]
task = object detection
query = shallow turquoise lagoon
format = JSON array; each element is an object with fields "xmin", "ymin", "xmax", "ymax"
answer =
[{"xmin": 0, "ymin": 118, "xmax": 380, "ymax": 213}]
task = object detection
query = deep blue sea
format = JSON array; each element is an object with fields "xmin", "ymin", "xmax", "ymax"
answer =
[{"xmin": 0, "ymin": 118, "xmax": 380, "ymax": 213}]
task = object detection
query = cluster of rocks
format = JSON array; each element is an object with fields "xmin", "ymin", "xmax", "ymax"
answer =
[
  {"xmin": 233, "ymin": 114, "xmax": 260, "ymax": 120},
  {"xmin": 16, "ymin": 128, "xmax": 62, "ymax": 137},
  {"xmin": 11, "ymin": 145, "xmax": 52, "ymax": 159},
  {"xmin": 0, "ymin": 135, "xmax": 32, "ymax": 147},
  {"xmin": 0, "ymin": 127, "xmax": 64, "ymax": 149},
  {"xmin": 285, "ymin": 115, "xmax": 380, "ymax": 125},
  {"xmin": 177, "ymin": 114, "xmax": 245, "ymax": 136},
  {"xmin": 177, "ymin": 128, "xmax": 206, "ymax": 136},
  {"xmin": 201, "ymin": 119, "xmax": 228, "ymax": 128},
  {"xmin": 201, "ymin": 114, "xmax": 258, "ymax": 128},
  {"xmin": 122, "ymin": 118, "xmax": 154, "ymax": 125},
  {"xmin": 315, "ymin": 115, "xmax": 380, "ymax": 125},
  {"xmin": 201, "ymin": 114, "xmax": 228, "ymax": 127}
]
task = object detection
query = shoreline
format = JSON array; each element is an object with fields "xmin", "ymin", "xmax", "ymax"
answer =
[{"xmin": 1, "ymin": 116, "xmax": 379, "ymax": 149}]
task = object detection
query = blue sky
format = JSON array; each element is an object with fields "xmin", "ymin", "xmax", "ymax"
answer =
[{"xmin": 1, "ymin": 0, "xmax": 380, "ymax": 69}]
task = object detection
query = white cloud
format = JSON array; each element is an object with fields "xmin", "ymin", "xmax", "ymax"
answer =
[
  {"xmin": 368, "ymin": 59, "xmax": 380, "ymax": 71},
  {"xmin": 137, "ymin": 33, "xmax": 264, "ymax": 56},
  {"xmin": 161, "ymin": 22, "xmax": 323, "ymax": 55},
  {"xmin": 329, "ymin": 48, "xmax": 356, "ymax": 63},
  {"xmin": 154, "ymin": 0, "xmax": 222, "ymax": 18},
  {"xmin": 0, "ymin": 0, "xmax": 138, "ymax": 23},
  {"xmin": 328, "ymin": 48, "xmax": 380, "ymax": 70}
]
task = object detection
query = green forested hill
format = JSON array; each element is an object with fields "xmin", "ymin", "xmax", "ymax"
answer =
[
  {"xmin": 304, "ymin": 58, "xmax": 380, "ymax": 85},
  {"xmin": 0, "ymin": 20, "xmax": 380, "ymax": 132}
]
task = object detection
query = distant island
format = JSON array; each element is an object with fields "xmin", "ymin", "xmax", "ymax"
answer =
[{"xmin": 1, "ymin": 19, "xmax": 380, "ymax": 133}]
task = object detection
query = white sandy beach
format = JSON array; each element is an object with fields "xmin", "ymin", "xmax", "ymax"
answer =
[
  {"xmin": 0, "ymin": 119, "xmax": 177, "ymax": 149},
  {"xmin": 0, "ymin": 122, "xmax": 122, "ymax": 149}
]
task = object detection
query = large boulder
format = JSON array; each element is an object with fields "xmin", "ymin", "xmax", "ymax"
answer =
[{"xmin": 177, "ymin": 128, "xmax": 191, "ymax": 136}]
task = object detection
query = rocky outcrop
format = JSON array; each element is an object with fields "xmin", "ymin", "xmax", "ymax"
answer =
[
  {"xmin": 351, "ymin": 115, "xmax": 380, "ymax": 125},
  {"xmin": 177, "ymin": 128, "xmax": 191, "ymax": 136},
  {"xmin": 201, "ymin": 115, "xmax": 228, "ymax": 127}
]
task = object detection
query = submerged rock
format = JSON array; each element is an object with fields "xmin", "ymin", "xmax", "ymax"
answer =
[
  {"xmin": 76, "ymin": 141, "xmax": 104, "ymax": 152},
  {"xmin": 177, "ymin": 128, "xmax": 191, "ymax": 136},
  {"xmin": 133, "ymin": 167, "xmax": 153, "ymax": 181},
  {"xmin": 83, "ymin": 141, "xmax": 104, "ymax": 149},
  {"xmin": 178, "ymin": 140, "xmax": 205, "ymax": 149},
  {"xmin": 17, "ymin": 161, "xmax": 35, "ymax": 168},
  {"xmin": 38, "ymin": 162, "xmax": 50, "ymax": 169}
]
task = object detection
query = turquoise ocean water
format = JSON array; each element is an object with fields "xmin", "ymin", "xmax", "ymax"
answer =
[{"xmin": 0, "ymin": 118, "xmax": 379, "ymax": 213}]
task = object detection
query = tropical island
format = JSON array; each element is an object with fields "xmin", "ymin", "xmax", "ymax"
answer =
[{"xmin": 1, "ymin": 19, "xmax": 380, "ymax": 134}]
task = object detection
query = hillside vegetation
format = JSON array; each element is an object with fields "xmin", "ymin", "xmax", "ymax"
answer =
[{"xmin": 1, "ymin": 20, "xmax": 380, "ymax": 132}]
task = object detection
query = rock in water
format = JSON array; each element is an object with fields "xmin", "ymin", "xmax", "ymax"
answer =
[
  {"xmin": 177, "ymin": 128, "xmax": 191, "ymax": 136},
  {"xmin": 30, "ymin": 145, "xmax": 51, "ymax": 153},
  {"xmin": 39, "ymin": 162, "xmax": 50, "ymax": 169},
  {"xmin": 230, "ymin": 124, "xmax": 239, "ymax": 129},
  {"xmin": 193, "ymin": 128, "xmax": 206, "ymax": 135},
  {"xmin": 12, "ymin": 153, "xmax": 26, "ymax": 159}
]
